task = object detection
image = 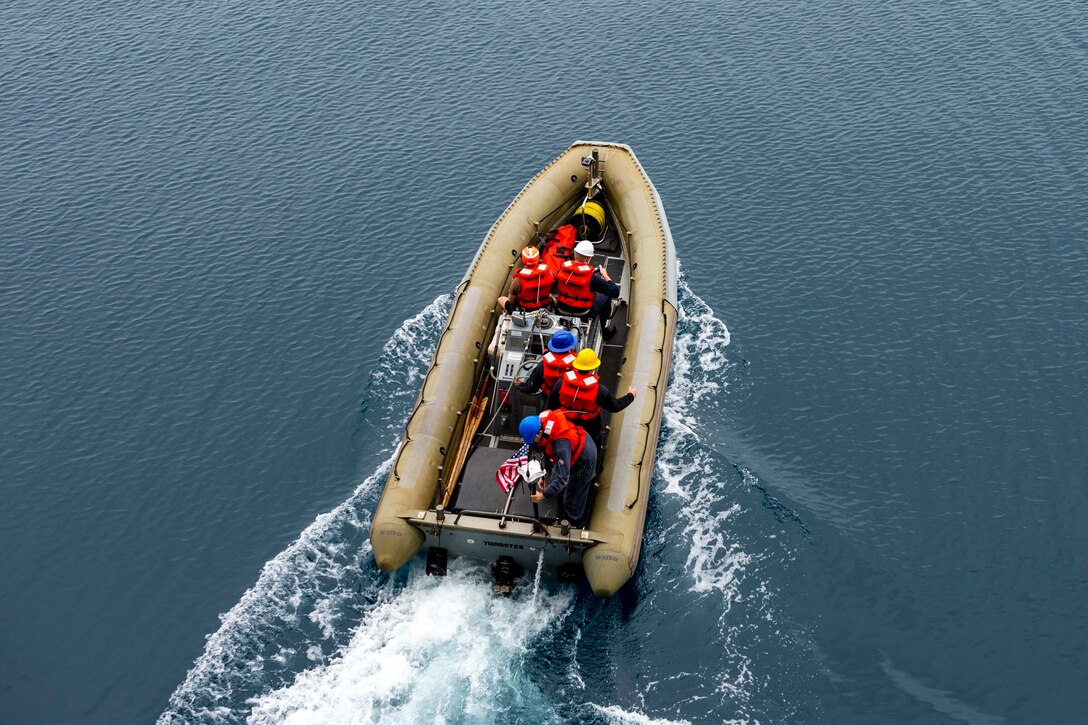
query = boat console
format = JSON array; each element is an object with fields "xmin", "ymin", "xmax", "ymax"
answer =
[{"xmin": 488, "ymin": 311, "xmax": 602, "ymax": 405}]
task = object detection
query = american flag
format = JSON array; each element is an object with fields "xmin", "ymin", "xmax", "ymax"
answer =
[{"xmin": 495, "ymin": 444, "xmax": 530, "ymax": 492}]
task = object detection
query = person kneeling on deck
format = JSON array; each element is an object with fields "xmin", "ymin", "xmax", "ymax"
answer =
[
  {"xmin": 520, "ymin": 411, "xmax": 596, "ymax": 528},
  {"xmin": 554, "ymin": 240, "xmax": 620, "ymax": 334},
  {"xmin": 546, "ymin": 348, "xmax": 636, "ymax": 449},
  {"xmin": 514, "ymin": 330, "xmax": 578, "ymax": 402},
  {"xmin": 498, "ymin": 246, "xmax": 555, "ymax": 314}
]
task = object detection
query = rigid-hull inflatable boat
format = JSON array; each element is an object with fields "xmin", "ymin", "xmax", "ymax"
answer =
[{"xmin": 370, "ymin": 141, "xmax": 677, "ymax": 597}]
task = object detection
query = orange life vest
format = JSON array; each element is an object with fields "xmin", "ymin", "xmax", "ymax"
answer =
[
  {"xmin": 538, "ymin": 409, "xmax": 585, "ymax": 461},
  {"xmin": 543, "ymin": 225, "xmax": 576, "ymax": 276},
  {"xmin": 515, "ymin": 263, "xmax": 554, "ymax": 310},
  {"xmin": 556, "ymin": 260, "xmax": 595, "ymax": 310},
  {"xmin": 557, "ymin": 370, "xmax": 600, "ymax": 420},
  {"xmin": 540, "ymin": 351, "xmax": 577, "ymax": 396}
]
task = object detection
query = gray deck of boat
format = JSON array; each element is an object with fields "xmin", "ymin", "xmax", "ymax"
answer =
[{"xmin": 452, "ymin": 445, "xmax": 561, "ymax": 519}]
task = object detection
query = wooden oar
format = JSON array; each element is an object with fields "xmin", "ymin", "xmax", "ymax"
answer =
[{"xmin": 440, "ymin": 391, "xmax": 488, "ymax": 508}]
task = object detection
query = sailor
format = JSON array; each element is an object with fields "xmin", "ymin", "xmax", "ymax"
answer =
[
  {"xmin": 554, "ymin": 240, "xmax": 620, "ymax": 331},
  {"xmin": 519, "ymin": 410, "xmax": 597, "ymax": 528},
  {"xmin": 514, "ymin": 329, "xmax": 578, "ymax": 402},
  {"xmin": 545, "ymin": 348, "xmax": 636, "ymax": 449},
  {"xmin": 498, "ymin": 246, "xmax": 556, "ymax": 313}
]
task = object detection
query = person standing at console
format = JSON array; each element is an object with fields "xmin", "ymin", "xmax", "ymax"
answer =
[
  {"xmin": 514, "ymin": 330, "xmax": 578, "ymax": 403},
  {"xmin": 545, "ymin": 348, "xmax": 636, "ymax": 448}
]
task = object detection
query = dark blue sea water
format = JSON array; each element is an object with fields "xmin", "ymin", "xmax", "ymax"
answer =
[{"xmin": 3, "ymin": 1, "xmax": 1086, "ymax": 723}]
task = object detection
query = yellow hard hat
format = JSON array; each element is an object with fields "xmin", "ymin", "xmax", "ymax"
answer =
[{"xmin": 572, "ymin": 348, "xmax": 602, "ymax": 371}]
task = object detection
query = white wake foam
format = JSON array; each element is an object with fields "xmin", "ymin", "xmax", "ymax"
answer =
[
  {"xmin": 589, "ymin": 703, "xmax": 693, "ymax": 725},
  {"xmin": 160, "ymin": 296, "xmax": 453, "ymax": 724},
  {"xmin": 646, "ymin": 273, "xmax": 774, "ymax": 721},
  {"xmin": 657, "ymin": 273, "xmax": 750, "ymax": 599},
  {"xmin": 246, "ymin": 565, "xmax": 573, "ymax": 724}
]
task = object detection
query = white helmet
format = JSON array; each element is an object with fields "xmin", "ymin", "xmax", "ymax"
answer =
[{"xmin": 574, "ymin": 240, "xmax": 595, "ymax": 258}]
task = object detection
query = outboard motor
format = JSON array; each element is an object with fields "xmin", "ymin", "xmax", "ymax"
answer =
[
  {"xmin": 426, "ymin": 547, "xmax": 448, "ymax": 576},
  {"xmin": 557, "ymin": 563, "xmax": 583, "ymax": 584},
  {"xmin": 491, "ymin": 555, "xmax": 524, "ymax": 597}
]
